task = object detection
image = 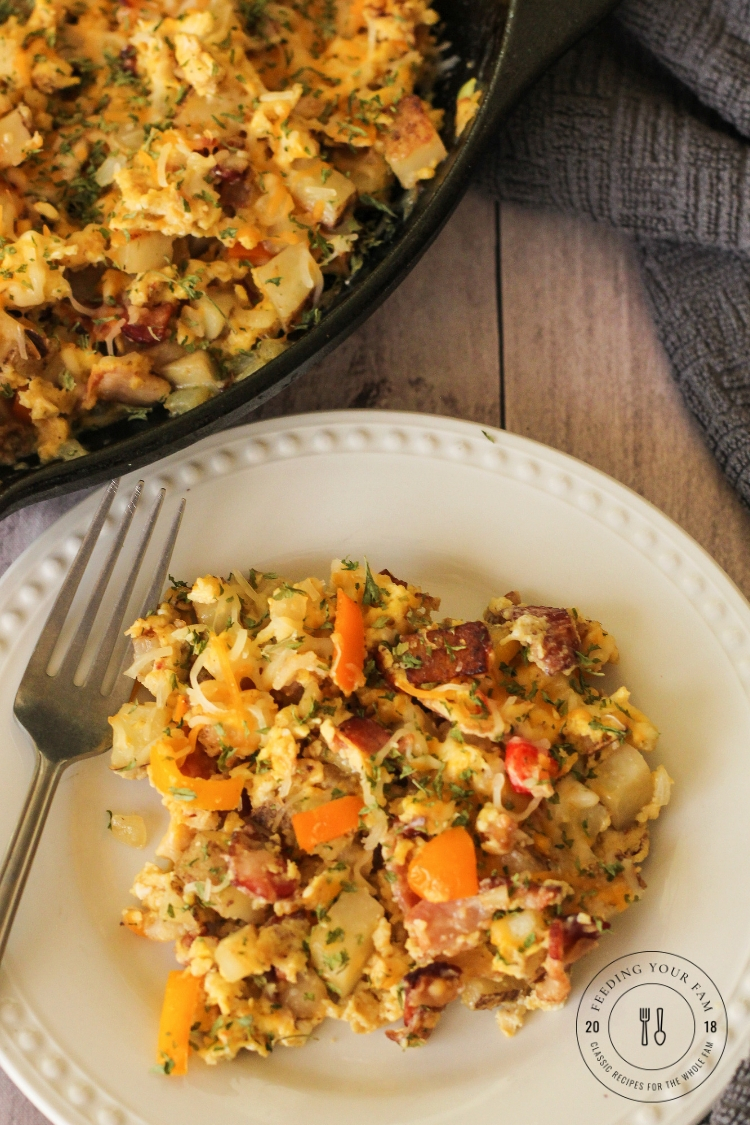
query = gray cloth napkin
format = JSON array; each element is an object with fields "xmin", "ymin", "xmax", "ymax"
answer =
[
  {"xmin": 479, "ymin": 0, "xmax": 750, "ymax": 511},
  {"xmin": 478, "ymin": 0, "xmax": 750, "ymax": 1118},
  {"xmin": 0, "ymin": 495, "xmax": 83, "ymax": 578}
]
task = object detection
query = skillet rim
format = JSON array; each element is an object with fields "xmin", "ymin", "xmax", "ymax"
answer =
[{"xmin": 0, "ymin": 0, "xmax": 618, "ymax": 519}]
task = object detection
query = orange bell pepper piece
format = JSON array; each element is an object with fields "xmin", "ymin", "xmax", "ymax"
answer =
[
  {"xmin": 292, "ymin": 794, "xmax": 365, "ymax": 852},
  {"xmin": 227, "ymin": 241, "xmax": 274, "ymax": 265},
  {"xmin": 171, "ymin": 695, "xmax": 189, "ymax": 725},
  {"xmin": 150, "ymin": 736, "xmax": 244, "ymax": 811},
  {"xmin": 331, "ymin": 589, "xmax": 365, "ymax": 695},
  {"xmin": 156, "ymin": 970, "xmax": 202, "ymax": 1076},
  {"xmin": 407, "ymin": 826, "xmax": 479, "ymax": 903}
]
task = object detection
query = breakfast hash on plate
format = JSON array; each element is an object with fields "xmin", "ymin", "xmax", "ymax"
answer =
[
  {"xmin": 108, "ymin": 560, "xmax": 672, "ymax": 1073},
  {"xmin": 0, "ymin": 0, "xmax": 478, "ymax": 466}
]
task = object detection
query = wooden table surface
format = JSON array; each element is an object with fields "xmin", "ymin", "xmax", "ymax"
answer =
[{"xmin": 2, "ymin": 189, "xmax": 746, "ymax": 1122}]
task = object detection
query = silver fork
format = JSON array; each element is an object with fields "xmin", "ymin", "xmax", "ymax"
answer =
[{"xmin": 0, "ymin": 478, "xmax": 185, "ymax": 963}]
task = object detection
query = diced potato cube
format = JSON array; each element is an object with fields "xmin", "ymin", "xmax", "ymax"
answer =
[
  {"xmin": 287, "ymin": 157, "xmax": 356, "ymax": 228},
  {"xmin": 331, "ymin": 147, "xmax": 393, "ymax": 196},
  {"xmin": 109, "ymin": 232, "xmax": 173, "ymax": 274},
  {"xmin": 588, "ymin": 744, "xmax": 654, "ymax": 829},
  {"xmin": 310, "ymin": 886, "xmax": 383, "ymax": 998},
  {"xmin": 211, "ymin": 885, "xmax": 260, "ymax": 923},
  {"xmin": 215, "ymin": 924, "xmax": 265, "ymax": 983},
  {"xmin": 188, "ymin": 294, "xmax": 226, "ymax": 341},
  {"xmin": 384, "ymin": 95, "xmax": 447, "ymax": 190},
  {"xmin": 109, "ymin": 701, "xmax": 171, "ymax": 772},
  {"xmin": 162, "ymin": 350, "xmax": 220, "ymax": 388},
  {"xmin": 216, "ymin": 919, "xmax": 308, "ymax": 983},
  {"xmin": 108, "ymin": 812, "xmax": 147, "ymax": 848},
  {"xmin": 490, "ymin": 908, "xmax": 544, "ymax": 973},
  {"xmin": 253, "ymin": 242, "xmax": 322, "ymax": 329},
  {"xmin": 164, "ymin": 385, "xmax": 215, "ymax": 415}
]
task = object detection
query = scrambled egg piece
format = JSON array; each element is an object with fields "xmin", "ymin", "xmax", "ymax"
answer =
[
  {"xmin": 0, "ymin": 0, "xmax": 460, "ymax": 466},
  {"xmin": 111, "ymin": 560, "xmax": 671, "ymax": 1072}
]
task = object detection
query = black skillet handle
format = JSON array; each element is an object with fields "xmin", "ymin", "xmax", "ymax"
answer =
[{"xmin": 489, "ymin": 0, "xmax": 619, "ymax": 123}]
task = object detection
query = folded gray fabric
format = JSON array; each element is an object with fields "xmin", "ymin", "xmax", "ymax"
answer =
[
  {"xmin": 478, "ymin": 0, "xmax": 750, "ymax": 508},
  {"xmin": 478, "ymin": 1, "xmax": 750, "ymax": 1118},
  {"xmin": 0, "ymin": 493, "xmax": 86, "ymax": 577}
]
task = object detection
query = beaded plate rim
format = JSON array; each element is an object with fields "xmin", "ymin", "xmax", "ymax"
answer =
[{"xmin": 0, "ymin": 409, "xmax": 747, "ymax": 1125}]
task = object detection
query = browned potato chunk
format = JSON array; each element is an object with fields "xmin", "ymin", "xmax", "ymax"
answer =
[
  {"xmin": 331, "ymin": 147, "xmax": 393, "ymax": 196},
  {"xmin": 383, "ymin": 95, "xmax": 447, "ymax": 189},
  {"xmin": 588, "ymin": 744, "xmax": 654, "ymax": 829}
]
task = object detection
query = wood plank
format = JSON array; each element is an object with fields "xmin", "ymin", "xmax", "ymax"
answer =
[
  {"xmin": 255, "ymin": 188, "xmax": 501, "ymax": 425},
  {"xmin": 500, "ymin": 201, "xmax": 750, "ymax": 599}
]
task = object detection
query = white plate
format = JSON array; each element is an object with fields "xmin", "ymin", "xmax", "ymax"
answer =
[{"xmin": 0, "ymin": 410, "xmax": 748, "ymax": 1125}]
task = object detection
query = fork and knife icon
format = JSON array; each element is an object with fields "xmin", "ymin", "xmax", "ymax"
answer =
[{"xmin": 640, "ymin": 1007, "xmax": 666, "ymax": 1047}]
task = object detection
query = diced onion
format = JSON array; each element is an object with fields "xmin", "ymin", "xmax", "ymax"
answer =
[
  {"xmin": 95, "ymin": 154, "xmax": 126, "ymax": 188},
  {"xmin": 0, "ymin": 307, "xmax": 27, "ymax": 361},
  {"xmin": 189, "ymin": 649, "xmax": 222, "ymax": 713},
  {"xmin": 228, "ymin": 627, "xmax": 248, "ymax": 663},
  {"xmin": 229, "ymin": 568, "xmax": 266, "ymax": 617},
  {"xmin": 69, "ymin": 295, "xmax": 99, "ymax": 316},
  {"xmin": 124, "ymin": 645, "xmax": 173, "ymax": 679},
  {"xmin": 156, "ymin": 143, "xmax": 172, "ymax": 189},
  {"xmin": 515, "ymin": 794, "xmax": 543, "ymax": 822},
  {"xmin": 104, "ymin": 318, "xmax": 126, "ymax": 354},
  {"xmin": 363, "ymin": 806, "xmax": 388, "ymax": 851}
]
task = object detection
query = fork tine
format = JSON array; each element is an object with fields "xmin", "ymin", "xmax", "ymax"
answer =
[
  {"xmin": 104, "ymin": 496, "xmax": 186, "ymax": 701},
  {"xmin": 89, "ymin": 487, "xmax": 166, "ymax": 693},
  {"xmin": 54, "ymin": 481, "xmax": 143, "ymax": 684},
  {"xmin": 25, "ymin": 480, "xmax": 119, "ymax": 678},
  {"xmin": 136, "ymin": 496, "xmax": 186, "ymax": 621}
]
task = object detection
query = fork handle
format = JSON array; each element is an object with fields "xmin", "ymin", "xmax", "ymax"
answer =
[{"xmin": 0, "ymin": 752, "xmax": 65, "ymax": 964}]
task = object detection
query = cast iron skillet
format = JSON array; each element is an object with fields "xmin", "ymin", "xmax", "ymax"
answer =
[{"xmin": 0, "ymin": 0, "xmax": 618, "ymax": 518}]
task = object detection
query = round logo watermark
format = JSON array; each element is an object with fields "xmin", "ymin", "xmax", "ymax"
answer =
[{"xmin": 576, "ymin": 952, "xmax": 727, "ymax": 1102}]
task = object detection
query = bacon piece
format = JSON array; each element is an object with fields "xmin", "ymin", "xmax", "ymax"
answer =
[
  {"xmin": 385, "ymin": 862, "xmax": 421, "ymax": 914},
  {"xmin": 84, "ymin": 306, "xmax": 123, "ymax": 345},
  {"xmin": 405, "ymin": 878, "xmax": 567, "ymax": 962},
  {"xmin": 534, "ymin": 957, "xmax": 571, "ymax": 1006},
  {"xmin": 386, "ymin": 961, "xmax": 462, "ymax": 1047},
  {"xmin": 337, "ymin": 716, "xmax": 391, "ymax": 756},
  {"xmin": 399, "ymin": 621, "xmax": 491, "ymax": 687},
  {"xmin": 547, "ymin": 914, "xmax": 603, "ymax": 966},
  {"xmin": 379, "ymin": 568, "xmax": 408, "ymax": 588},
  {"xmin": 11, "ymin": 393, "xmax": 31, "ymax": 425},
  {"xmin": 121, "ymin": 302, "xmax": 176, "ymax": 344},
  {"xmin": 220, "ymin": 177, "xmax": 252, "ymax": 214},
  {"xmin": 190, "ymin": 135, "xmax": 220, "ymax": 154},
  {"xmin": 119, "ymin": 45, "xmax": 137, "ymax": 74},
  {"xmin": 213, "ymin": 165, "xmax": 244, "ymax": 183},
  {"xmin": 271, "ymin": 682, "xmax": 304, "ymax": 707},
  {"xmin": 227, "ymin": 830, "xmax": 298, "ymax": 902},
  {"xmin": 503, "ymin": 605, "xmax": 579, "ymax": 676},
  {"xmin": 179, "ymin": 744, "xmax": 216, "ymax": 779},
  {"xmin": 532, "ymin": 915, "xmax": 605, "ymax": 1009}
]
